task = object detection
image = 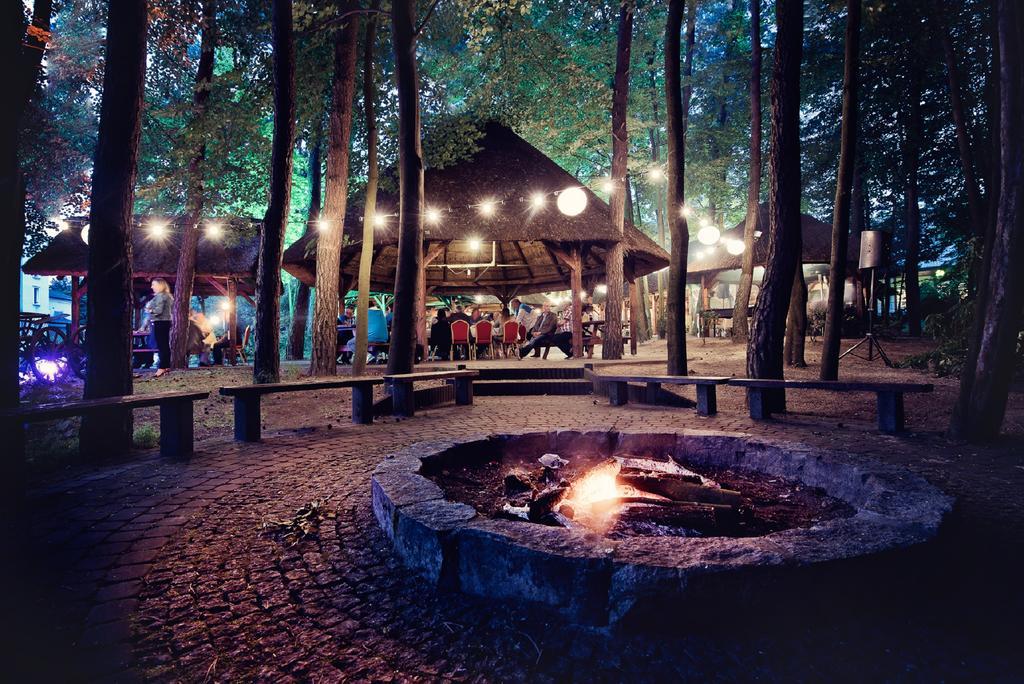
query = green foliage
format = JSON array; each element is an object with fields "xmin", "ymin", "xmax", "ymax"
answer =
[{"xmin": 133, "ymin": 424, "xmax": 160, "ymax": 449}]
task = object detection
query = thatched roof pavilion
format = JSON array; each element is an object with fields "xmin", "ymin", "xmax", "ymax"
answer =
[
  {"xmin": 22, "ymin": 217, "xmax": 260, "ymax": 298},
  {"xmin": 686, "ymin": 204, "xmax": 859, "ymax": 283},
  {"xmin": 282, "ymin": 122, "xmax": 669, "ymax": 301}
]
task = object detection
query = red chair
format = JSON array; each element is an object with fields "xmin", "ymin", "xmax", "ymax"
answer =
[
  {"xmin": 474, "ymin": 320, "xmax": 493, "ymax": 359},
  {"xmin": 451, "ymin": 319, "xmax": 471, "ymax": 360},
  {"xmin": 502, "ymin": 320, "xmax": 520, "ymax": 358}
]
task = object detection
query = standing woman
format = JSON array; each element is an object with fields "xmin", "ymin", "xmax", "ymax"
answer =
[{"xmin": 137, "ymin": 279, "xmax": 174, "ymax": 376}]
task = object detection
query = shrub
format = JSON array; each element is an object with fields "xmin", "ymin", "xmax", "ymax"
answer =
[{"xmin": 133, "ymin": 424, "xmax": 160, "ymax": 449}]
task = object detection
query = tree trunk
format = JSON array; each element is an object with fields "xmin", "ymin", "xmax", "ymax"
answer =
[
  {"xmin": 851, "ymin": 158, "xmax": 867, "ymax": 319},
  {"xmin": 310, "ymin": 1, "xmax": 360, "ymax": 376},
  {"xmin": 903, "ymin": 44, "xmax": 924, "ymax": 337},
  {"xmin": 2, "ymin": 0, "xmax": 52, "ymax": 408},
  {"xmin": 603, "ymin": 0, "xmax": 634, "ymax": 361},
  {"xmin": 665, "ymin": 0, "xmax": 690, "ymax": 375},
  {"xmin": 936, "ymin": 11, "xmax": 986, "ymax": 246},
  {"xmin": 949, "ymin": 0, "xmax": 1024, "ymax": 441},
  {"xmin": 784, "ymin": 265, "xmax": 807, "ymax": 367},
  {"xmin": 170, "ymin": 0, "xmax": 217, "ymax": 370},
  {"xmin": 253, "ymin": 0, "xmax": 296, "ymax": 384},
  {"xmin": 80, "ymin": 0, "xmax": 148, "ymax": 454},
  {"xmin": 746, "ymin": 0, "xmax": 802, "ymax": 412},
  {"xmin": 731, "ymin": 0, "xmax": 763, "ymax": 342},
  {"xmin": 286, "ymin": 132, "xmax": 321, "ymax": 360},
  {"xmin": 352, "ymin": 0, "xmax": 380, "ymax": 376},
  {"xmin": 386, "ymin": 0, "xmax": 425, "ymax": 375},
  {"xmin": 820, "ymin": 0, "xmax": 860, "ymax": 380}
]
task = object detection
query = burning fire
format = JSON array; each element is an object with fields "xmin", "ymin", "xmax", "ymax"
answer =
[{"xmin": 559, "ymin": 462, "xmax": 629, "ymax": 532}]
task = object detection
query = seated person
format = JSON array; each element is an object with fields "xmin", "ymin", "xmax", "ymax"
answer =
[
  {"xmin": 550, "ymin": 305, "xmax": 575, "ymax": 359},
  {"xmin": 430, "ymin": 309, "xmax": 452, "ymax": 360},
  {"xmin": 212, "ymin": 322, "xmax": 244, "ymax": 364},
  {"xmin": 518, "ymin": 302, "xmax": 563, "ymax": 359},
  {"xmin": 188, "ymin": 311, "xmax": 217, "ymax": 366},
  {"xmin": 341, "ymin": 302, "xmax": 390, "ymax": 363},
  {"xmin": 448, "ymin": 305, "xmax": 471, "ymax": 324},
  {"xmin": 337, "ymin": 306, "xmax": 354, "ymax": 326}
]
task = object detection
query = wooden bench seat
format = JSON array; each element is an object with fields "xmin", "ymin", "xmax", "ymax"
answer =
[
  {"xmin": 219, "ymin": 377, "xmax": 384, "ymax": 441},
  {"xmin": 727, "ymin": 378, "xmax": 934, "ymax": 433},
  {"xmin": 1, "ymin": 390, "xmax": 209, "ymax": 461},
  {"xmin": 383, "ymin": 369, "xmax": 479, "ymax": 417},
  {"xmin": 598, "ymin": 374, "xmax": 731, "ymax": 416}
]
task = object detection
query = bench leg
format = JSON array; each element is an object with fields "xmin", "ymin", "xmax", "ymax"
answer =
[
  {"xmin": 160, "ymin": 399, "xmax": 195, "ymax": 458},
  {"xmin": 877, "ymin": 391, "xmax": 905, "ymax": 433},
  {"xmin": 351, "ymin": 383, "xmax": 374, "ymax": 425},
  {"xmin": 608, "ymin": 381, "xmax": 629, "ymax": 406},
  {"xmin": 748, "ymin": 388, "xmax": 771, "ymax": 420},
  {"xmin": 392, "ymin": 381, "xmax": 415, "ymax": 417},
  {"xmin": 234, "ymin": 395, "xmax": 261, "ymax": 442},
  {"xmin": 696, "ymin": 385, "xmax": 717, "ymax": 417},
  {"xmin": 644, "ymin": 382, "xmax": 661, "ymax": 405},
  {"xmin": 454, "ymin": 377, "xmax": 474, "ymax": 406}
]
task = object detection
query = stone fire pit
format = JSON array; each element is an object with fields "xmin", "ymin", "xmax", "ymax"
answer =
[{"xmin": 371, "ymin": 430, "xmax": 952, "ymax": 626}]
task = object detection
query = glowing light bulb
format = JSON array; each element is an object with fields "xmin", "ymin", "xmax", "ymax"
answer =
[
  {"xmin": 726, "ymin": 239, "xmax": 745, "ymax": 256},
  {"xmin": 697, "ymin": 224, "xmax": 720, "ymax": 246},
  {"xmin": 220, "ymin": 300, "xmax": 231, "ymax": 311},
  {"xmin": 317, "ymin": 219, "xmax": 330, "ymax": 232},
  {"xmin": 479, "ymin": 200, "xmax": 496, "ymax": 217},
  {"xmin": 205, "ymin": 223, "xmax": 223, "ymax": 240},
  {"xmin": 468, "ymin": 237, "xmax": 482, "ymax": 251},
  {"xmin": 648, "ymin": 167, "xmax": 664, "ymax": 182},
  {"xmin": 80, "ymin": 224, "xmax": 90, "ymax": 244},
  {"xmin": 530, "ymin": 192, "xmax": 546, "ymax": 209},
  {"xmin": 556, "ymin": 186, "xmax": 588, "ymax": 216},
  {"xmin": 425, "ymin": 207, "xmax": 441, "ymax": 224},
  {"xmin": 149, "ymin": 221, "xmax": 169, "ymax": 239},
  {"xmin": 373, "ymin": 213, "xmax": 387, "ymax": 227},
  {"xmin": 680, "ymin": 205, "xmax": 693, "ymax": 218},
  {"xmin": 601, "ymin": 179, "xmax": 615, "ymax": 193}
]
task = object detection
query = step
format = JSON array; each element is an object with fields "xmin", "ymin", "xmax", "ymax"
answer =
[
  {"xmin": 473, "ymin": 379, "xmax": 593, "ymax": 396},
  {"xmin": 472, "ymin": 366, "xmax": 585, "ymax": 381}
]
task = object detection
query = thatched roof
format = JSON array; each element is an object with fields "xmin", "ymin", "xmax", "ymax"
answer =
[
  {"xmin": 686, "ymin": 204, "xmax": 859, "ymax": 280},
  {"xmin": 23, "ymin": 217, "xmax": 260, "ymax": 295},
  {"xmin": 282, "ymin": 122, "xmax": 670, "ymax": 298}
]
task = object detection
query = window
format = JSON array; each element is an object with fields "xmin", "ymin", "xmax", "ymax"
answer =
[{"xmin": 32, "ymin": 286, "xmax": 39, "ymax": 306}]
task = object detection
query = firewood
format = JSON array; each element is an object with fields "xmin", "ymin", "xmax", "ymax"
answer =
[
  {"xmin": 528, "ymin": 486, "xmax": 568, "ymax": 522},
  {"xmin": 617, "ymin": 472, "xmax": 743, "ymax": 507}
]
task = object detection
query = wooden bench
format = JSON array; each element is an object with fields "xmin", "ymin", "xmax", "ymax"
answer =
[
  {"xmin": 598, "ymin": 374, "xmax": 731, "ymax": 416},
  {"xmin": 0, "ymin": 390, "xmax": 209, "ymax": 461},
  {"xmin": 219, "ymin": 377, "xmax": 384, "ymax": 441},
  {"xmin": 727, "ymin": 378, "xmax": 934, "ymax": 433},
  {"xmin": 383, "ymin": 369, "xmax": 479, "ymax": 418}
]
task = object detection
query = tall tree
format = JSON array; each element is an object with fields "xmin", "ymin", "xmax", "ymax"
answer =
[
  {"xmin": 80, "ymin": 0, "xmax": 148, "ymax": 453},
  {"xmin": 746, "ymin": 0, "xmax": 802, "ymax": 410},
  {"xmin": 253, "ymin": 0, "xmax": 297, "ymax": 384},
  {"xmin": 603, "ymin": 0, "xmax": 635, "ymax": 361},
  {"xmin": 731, "ymin": 0, "xmax": 762, "ymax": 342},
  {"xmin": 665, "ymin": 0, "xmax": 691, "ymax": 375},
  {"xmin": 949, "ymin": 0, "xmax": 1024, "ymax": 441},
  {"xmin": 386, "ymin": 0, "xmax": 425, "ymax": 375},
  {"xmin": 820, "ymin": 0, "xmax": 861, "ymax": 380},
  {"xmin": 902, "ymin": 33, "xmax": 924, "ymax": 337},
  {"xmin": 310, "ymin": 1, "xmax": 360, "ymax": 376},
  {"xmin": 784, "ymin": 266, "xmax": 807, "ymax": 367},
  {"xmin": 169, "ymin": 0, "xmax": 218, "ymax": 369},
  {"xmin": 353, "ymin": 0, "xmax": 380, "ymax": 376},
  {"xmin": 2, "ymin": 0, "xmax": 52, "ymax": 408},
  {"xmin": 286, "ymin": 133, "xmax": 322, "ymax": 360}
]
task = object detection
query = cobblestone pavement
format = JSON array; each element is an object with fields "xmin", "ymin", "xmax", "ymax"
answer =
[{"xmin": 6, "ymin": 391, "xmax": 1024, "ymax": 682}]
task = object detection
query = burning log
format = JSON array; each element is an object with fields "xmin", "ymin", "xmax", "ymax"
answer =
[
  {"xmin": 616, "ymin": 472, "xmax": 743, "ymax": 507},
  {"xmin": 528, "ymin": 485, "xmax": 568, "ymax": 522}
]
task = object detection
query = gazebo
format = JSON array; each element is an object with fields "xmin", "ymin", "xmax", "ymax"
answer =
[
  {"xmin": 22, "ymin": 217, "xmax": 260, "ymax": 337},
  {"xmin": 282, "ymin": 122, "xmax": 670, "ymax": 348},
  {"xmin": 685, "ymin": 205, "xmax": 861, "ymax": 321}
]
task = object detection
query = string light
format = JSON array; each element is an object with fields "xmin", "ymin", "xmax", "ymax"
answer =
[
  {"xmin": 647, "ymin": 167, "xmax": 664, "ymax": 182},
  {"xmin": 148, "ymin": 221, "xmax": 169, "ymax": 239},
  {"xmin": 680, "ymin": 204, "xmax": 693, "ymax": 218},
  {"xmin": 425, "ymin": 207, "xmax": 441, "ymax": 224},
  {"xmin": 697, "ymin": 223, "xmax": 720, "ymax": 246},
  {"xmin": 530, "ymin": 192, "xmax": 546, "ymax": 209},
  {"xmin": 556, "ymin": 186, "xmax": 587, "ymax": 216},
  {"xmin": 373, "ymin": 213, "xmax": 387, "ymax": 227},
  {"xmin": 317, "ymin": 219, "xmax": 330, "ymax": 232},
  {"xmin": 478, "ymin": 200, "xmax": 497, "ymax": 217},
  {"xmin": 726, "ymin": 239, "xmax": 745, "ymax": 256},
  {"xmin": 220, "ymin": 300, "xmax": 231, "ymax": 311},
  {"xmin": 205, "ymin": 222, "xmax": 223, "ymax": 240},
  {"xmin": 468, "ymin": 237, "xmax": 482, "ymax": 251},
  {"xmin": 601, "ymin": 179, "xmax": 615, "ymax": 193}
]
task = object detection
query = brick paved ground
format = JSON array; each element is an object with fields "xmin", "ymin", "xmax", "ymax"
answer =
[{"xmin": 6, "ymin": 344, "xmax": 1024, "ymax": 681}]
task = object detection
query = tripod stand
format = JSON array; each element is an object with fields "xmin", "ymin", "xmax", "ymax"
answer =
[{"xmin": 839, "ymin": 267, "xmax": 892, "ymax": 367}]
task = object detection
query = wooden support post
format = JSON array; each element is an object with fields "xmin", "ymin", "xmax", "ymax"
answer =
[
  {"xmin": 233, "ymin": 394, "xmax": 261, "ymax": 441},
  {"xmin": 454, "ymin": 376, "xmax": 474, "ymax": 406},
  {"xmin": 570, "ymin": 247, "xmax": 583, "ymax": 359},
  {"xmin": 644, "ymin": 381, "xmax": 661, "ymax": 404},
  {"xmin": 628, "ymin": 277, "xmax": 638, "ymax": 355},
  {"xmin": 608, "ymin": 380, "xmax": 629, "ymax": 406},
  {"xmin": 877, "ymin": 391, "xmax": 904, "ymax": 434},
  {"xmin": 351, "ymin": 382, "xmax": 374, "ymax": 425},
  {"xmin": 416, "ymin": 243, "xmax": 447, "ymax": 354},
  {"xmin": 227, "ymin": 278, "xmax": 238, "ymax": 365},
  {"xmin": 160, "ymin": 398, "xmax": 195, "ymax": 457},
  {"xmin": 391, "ymin": 380, "xmax": 415, "ymax": 417},
  {"xmin": 695, "ymin": 384, "xmax": 717, "ymax": 417},
  {"xmin": 70, "ymin": 276, "xmax": 81, "ymax": 340}
]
